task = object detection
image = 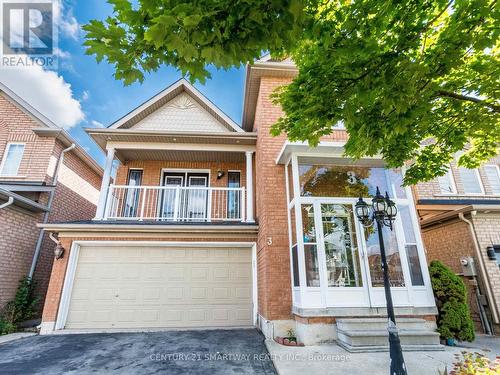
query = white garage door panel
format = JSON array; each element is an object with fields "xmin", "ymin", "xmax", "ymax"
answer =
[{"xmin": 65, "ymin": 246, "xmax": 253, "ymax": 329}]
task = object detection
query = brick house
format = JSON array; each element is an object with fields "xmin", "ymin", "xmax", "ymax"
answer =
[
  {"xmin": 0, "ymin": 82, "xmax": 103, "ymax": 311},
  {"xmin": 39, "ymin": 58, "xmax": 440, "ymax": 350},
  {"xmin": 414, "ymin": 154, "xmax": 500, "ymax": 334}
]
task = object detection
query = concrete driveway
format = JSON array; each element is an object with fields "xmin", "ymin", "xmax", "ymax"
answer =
[{"xmin": 0, "ymin": 329, "xmax": 276, "ymax": 375}]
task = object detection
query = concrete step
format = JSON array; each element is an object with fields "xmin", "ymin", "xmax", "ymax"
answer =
[
  {"xmin": 335, "ymin": 318, "xmax": 443, "ymax": 352},
  {"xmin": 336, "ymin": 318, "xmax": 431, "ymax": 332}
]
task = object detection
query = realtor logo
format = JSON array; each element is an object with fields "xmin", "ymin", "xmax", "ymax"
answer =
[{"xmin": 0, "ymin": 0, "xmax": 58, "ymax": 68}]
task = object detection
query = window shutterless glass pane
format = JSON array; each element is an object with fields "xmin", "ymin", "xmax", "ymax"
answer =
[
  {"xmin": 364, "ymin": 225, "xmax": 405, "ymax": 287},
  {"xmin": 291, "ymin": 245, "xmax": 300, "ymax": 287},
  {"xmin": 438, "ymin": 169, "xmax": 456, "ymax": 194},
  {"xmin": 304, "ymin": 244, "xmax": 320, "ymax": 287},
  {"xmin": 301, "ymin": 204, "xmax": 316, "ymax": 243},
  {"xmin": 459, "ymin": 168, "xmax": 483, "ymax": 194},
  {"xmin": 227, "ymin": 172, "xmax": 241, "ymax": 219},
  {"xmin": 399, "ymin": 205, "xmax": 416, "ymax": 244},
  {"xmin": 405, "ymin": 245, "xmax": 424, "ymax": 286},
  {"xmin": 298, "ymin": 164, "xmax": 393, "ymax": 198},
  {"xmin": 123, "ymin": 170, "xmax": 142, "ymax": 218},
  {"xmin": 484, "ymin": 166, "xmax": 500, "ymax": 195},
  {"xmin": 321, "ymin": 204, "xmax": 363, "ymax": 287},
  {"xmin": 0, "ymin": 144, "xmax": 25, "ymax": 176}
]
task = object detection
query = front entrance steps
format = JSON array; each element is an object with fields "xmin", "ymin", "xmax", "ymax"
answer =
[{"xmin": 335, "ymin": 318, "xmax": 443, "ymax": 352}]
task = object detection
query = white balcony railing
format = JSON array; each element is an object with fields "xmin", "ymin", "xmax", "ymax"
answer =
[{"xmin": 104, "ymin": 185, "xmax": 246, "ymax": 222}]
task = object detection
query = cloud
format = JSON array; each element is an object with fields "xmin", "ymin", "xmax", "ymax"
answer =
[
  {"xmin": 91, "ymin": 120, "xmax": 104, "ymax": 128},
  {"xmin": 54, "ymin": 2, "xmax": 80, "ymax": 40},
  {"xmin": 54, "ymin": 47, "xmax": 71, "ymax": 59},
  {"xmin": 0, "ymin": 61, "xmax": 85, "ymax": 129},
  {"xmin": 82, "ymin": 90, "xmax": 90, "ymax": 101}
]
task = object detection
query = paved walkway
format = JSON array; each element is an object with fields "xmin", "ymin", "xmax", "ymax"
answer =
[
  {"xmin": 0, "ymin": 329, "xmax": 276, "ymax": 375},
  {"xmin": 266, "ymin": 335, "xmax": 500, "ymax": 375}
]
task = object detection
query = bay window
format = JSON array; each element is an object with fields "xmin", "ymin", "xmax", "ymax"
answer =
[{"xmin": 287, "ymin": 156, "xmax": 432, "ymax": 309}]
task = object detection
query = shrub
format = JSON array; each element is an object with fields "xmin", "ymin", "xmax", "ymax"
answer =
[
  {"xmin": 442, "ymin": 351, "xmax": 500, "ymax": 374},
  {"xmin": 429, "ymin": 261, "xmax": 475, "ymax": 342},
  {"xmin": 0, "ymin": 277, "xmax": 40, "ymax": 335},
  {"xmin": 0, "ymin": 318, "xmax": 15, "ymax": 335}
]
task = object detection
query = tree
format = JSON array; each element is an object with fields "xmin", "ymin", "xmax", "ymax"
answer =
[{"xmin": 84, "ymin": 0, "xmax": 499, "ymax": 184}]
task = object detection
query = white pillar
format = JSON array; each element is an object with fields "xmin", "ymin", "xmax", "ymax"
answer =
[
  {"xmin": 94, "ymin": 148, "xmax": 115, "ymax": 220},
  {"xmin": 245, "ymin": 151, "xmax": 255, "ymax": 223}
]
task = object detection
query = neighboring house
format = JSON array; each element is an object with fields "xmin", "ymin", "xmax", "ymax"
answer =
[
  {"xmin": 0, "ymin": 82, "xmax": 103, "ymax": 311},
  {"xmin": 39, "ymin": 59, "xmax": 439, "ymax": 350},
  {"xmin": 414, "ymin": 154, "xmax": 500, "ymax": 334}
]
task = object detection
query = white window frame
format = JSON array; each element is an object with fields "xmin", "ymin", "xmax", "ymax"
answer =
[
  {"xmin": 0, "ymin": 142, "xmax": 26, "ymax": 177},
  {"xmin": 484, "ymin": 165, "xmax": 500, "ymax": 195},
  {"xmin": 437, "ymin": 166, "xmax": 457, "ymax": 195},
  {"xmin": 459, "ymin": 167, "xmax": 485, "ymax": 195},
  {"xmin": 286, "ymin": 154, "xmax": 435, "ymax": 310}
]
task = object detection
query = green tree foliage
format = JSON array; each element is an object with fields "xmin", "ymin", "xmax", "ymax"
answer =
[
  {"xmin": 84, "ymin": 0, "xmax": 499, "ymax": 184},
  {"xmin": 429, "ymin": 261, "xmax": 475, "ymax": 342}
]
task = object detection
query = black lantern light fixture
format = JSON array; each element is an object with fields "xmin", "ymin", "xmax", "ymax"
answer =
[{"xmin": 355, "ymin": 186, "xmax": 407, "ymax": 375}]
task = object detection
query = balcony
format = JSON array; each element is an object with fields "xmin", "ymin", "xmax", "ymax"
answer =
[{"xmin": 104, "ymin": 185, "xmax": 247, "ymax": 222}]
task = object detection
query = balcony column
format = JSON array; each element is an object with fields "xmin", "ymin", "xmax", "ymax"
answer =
[
  {"xmin": 245, "ymin": 151, "xmax": 255, "ymax": 223},
  {"xmin": 94, "ymin": 147, "xmax": 115, "ymax": 220}
]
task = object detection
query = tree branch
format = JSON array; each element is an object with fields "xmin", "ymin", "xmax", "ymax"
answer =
[{"xmin": 436, "ymin": 90, "xmax": 500, "ymax": 112}]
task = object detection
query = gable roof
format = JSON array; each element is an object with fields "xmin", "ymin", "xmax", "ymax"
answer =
[
  {"xmin": 0, "ymin": 81, "xmax": 103, "ymax": 176},
  {"xmin": 109, "ymin": 78, "xmax": 243, "ymax": 133}
]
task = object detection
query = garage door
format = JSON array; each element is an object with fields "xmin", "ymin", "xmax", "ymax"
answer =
[{"xmin": 65, "ymin": 246, "xmax": 253, "ymax": 329}]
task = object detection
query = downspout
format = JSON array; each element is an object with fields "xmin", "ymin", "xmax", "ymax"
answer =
[
  {"xmin": 28, "ymin": 143, "xmax": 76, "ymax": 278},
  {"xmin": 0, "ymin": 196, "xmax": 14, "ymax": 209},
  {"xmin": 458, "ymin": 212, "xmax": 499, "ymax": 324}
]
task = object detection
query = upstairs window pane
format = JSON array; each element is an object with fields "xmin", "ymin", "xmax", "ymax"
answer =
[
  {"xmin": 438, "ymin": 169, "xmax": 456, "ymax": 194},
  {"xmin": 299, "ymin": 165, "xmax": 391, "ymax": 198},
  {"xmin": 484, "ymin": 165, "xmax": 500, "ymax": 195},
  {"xmin": 0, "ymin": 143, "xmax": 25, "ymax": 176},
  {"xmin": 459, "ymin": 168, "xmax": 483, "ymax": 194}
]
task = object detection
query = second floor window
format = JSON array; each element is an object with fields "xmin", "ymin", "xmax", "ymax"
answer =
[
  {"xmin": 484, "ymin": 165, "xmax": 500, "ymax": 195},
  {"xmin": 0, "ymin": 143, "xmax": 25, "ymax": 176},
  {"xmin": 437, "ymin": 169, "xmax": 456, "ymax": 194},
  {"xmin": 459, "ymin": 167, "xmax": 484, "ymax": 194}
]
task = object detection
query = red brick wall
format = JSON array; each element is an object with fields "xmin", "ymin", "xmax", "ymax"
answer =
[
  {"xmin": 115, "ymin": 160, "xmax": 246, "ymax": 189},
  {"xmin": 33, "ymin": 140, "xmax": 102, "ymax": 307},
  {"xmin": 0, "ymin": 207, "xmax": 43, "ymax": 307},
  {"xmin": 0, "ymin": 93, "xmax": 56, "ymax": 183},
  {"xmin": 253, "ymin": 76, "xmax": 293, "ymax": 320},
  {"xmin": 415, "ymin": 155, "xmax": 500, "ymax": 200},
  {"xmin": 0, "ymin": 92, "xmax": 102, "ymax": 311},
  {"xmin": 421, "ymin": 220, "xmax": 482, "ymax": 328}
]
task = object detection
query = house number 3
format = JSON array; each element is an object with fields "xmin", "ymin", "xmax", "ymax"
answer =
[{"xmin": 347, "ymin": 171, "xmax": 357, "ymax": 185}]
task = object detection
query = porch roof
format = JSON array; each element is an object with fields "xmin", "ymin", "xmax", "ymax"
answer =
[
  {"xmin": 86, "ymin": 128, "xmax": 257, "ymax": 163},
  {"xmin": 275, "ymin": 140, "xmax": 385, "ymax": 166}
]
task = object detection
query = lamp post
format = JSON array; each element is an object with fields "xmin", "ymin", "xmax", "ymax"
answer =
[{"xmin": 355, "ymin": 186, "xmax": 407, "ymax": 375}]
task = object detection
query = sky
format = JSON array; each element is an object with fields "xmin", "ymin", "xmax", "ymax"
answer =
[{"xmin": 0, "ymin": 0, "xmax": 246, "ymax": 166}]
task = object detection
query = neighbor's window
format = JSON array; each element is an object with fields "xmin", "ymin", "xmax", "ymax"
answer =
[
  {"xmin": 459, "ymin": 168, "xmax": 483, "ymax": 194},
  {"xmin": 0, "ymin": 143, "xmax": 25, "ymax": 176},
  {"xmin": 437, "ymin": 168, "xmax": 456, "ymax": 194},
  {"xmin": 484, "ymin": 165, "xmax": 500, "ymax": 195}
]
